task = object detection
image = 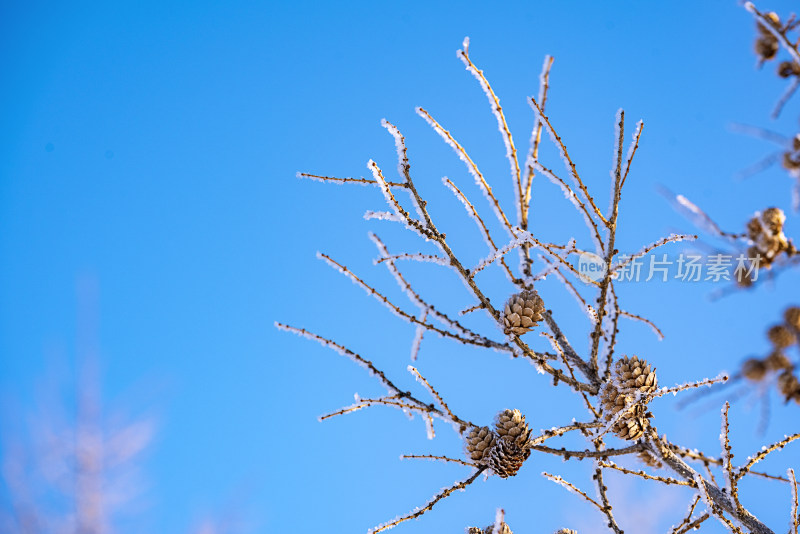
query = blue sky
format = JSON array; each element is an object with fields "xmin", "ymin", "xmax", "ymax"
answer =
[{"xmin": 1, "ymin": 1, "xmax": 799, "ymax": 532}]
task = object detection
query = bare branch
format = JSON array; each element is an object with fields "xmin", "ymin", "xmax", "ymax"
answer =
[
  {"xmin": 458, "ymin": 41, "xmax": 523, "ymax": 225},
  {"xmin": 416, "ymin": 106, "xmax": 517, "ymax": 237},
  {"xmin": 542, "ymin": 472, "xmax": 604, "ymax": 512},
  {"xmin": 369, "ymin": 467, "xmax": 487, "ymax": 534},
  {"xmin": 401, "ymin": 454, "xmax": 476, "ymax": 467}
]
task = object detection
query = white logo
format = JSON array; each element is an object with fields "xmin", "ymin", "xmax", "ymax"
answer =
[{"xmin": 577, "ymin": 252, "xmax": 608, "ymax": 283}]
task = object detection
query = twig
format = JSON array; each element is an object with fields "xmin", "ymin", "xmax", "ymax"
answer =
[
  {"xmin": 619, "ymin": 310, "xmax": 664, "ymax": 340},
  {"xmin": 597, "ymin": 461, "xmax": 693, "ymax": 486},
  {"xmin": 408, "ymin": 366, "xmax": 459, "ymax": 427},
  {"xmin": 416, "ymin": 106, "xmax": 517, "ymax": 237},
  {"xmin": 401, "ymin": 454, "xmax": 475, "ymax": 467},
  {"xmin": 594, "ymin": 461, "xmax": 624, "ymax": 534},
  {"xmin": 670, "ymin": 496, "xmax": 703, "ymax": 534},
  {"xmin": 789, "ymin": 468, "xmax": 798, "ymax": 534},
  {"xmin": 588, "ymin": 110, "xmax": 626, "ymax": 373},
  {"xmin": 458, "ymin": 40, "xmax": 522, "ymax": 225},
  {"xmin": 442, "ymin": 177, "xmax": 517, "ymax": 281},
  {"xmin": 736, "ymin": 432, "xmax": 800, "ymax": 482},
  {"xmin": 542, "ymin": 472, "xmax": 604, "ymax": 512},
  {"xmin": 521, "ymin": 55, "xmax": 554, "ymax": 278},
  {"xmin": 772, "ymin": 77, "xmax": 800, "ymax": 119},
  {"xmin": 528, "ymin": 97, "xmax": 608, "ymax": 226},
  {"xmin": 297, "ymin": 172, "xmax": 406, "ymax": 188},
  {"xmin": 369, "ymin": 467, "xmax": 487, "ymax": 533},
  {"xmin": 531, "ymin": 443, "xmax": 644, "ymax": 460}
]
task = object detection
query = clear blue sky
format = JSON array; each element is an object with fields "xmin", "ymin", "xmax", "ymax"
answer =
[{"xmin": 1, "ymin": 1, "xmax": 799, "ymax": 532}]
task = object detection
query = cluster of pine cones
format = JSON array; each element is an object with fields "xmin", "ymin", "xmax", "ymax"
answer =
[
  {"xmin": 746, "ymin": 208, "xmax": 795, "ymax": 268},
  {"xmin": 600, "ymin": 356, "xmax": 658, "ymax": 441},
  {"xmin": 502, "ymin": 290, "xmax": 545, "ymax": 336},
  {"xmin": 464, "ymin": 409, "xmax": 533, "ymax": 478},
  {"xmin": 742, "ymin": 306, "xmax": 800, "ymax": 404},
  {"xmin": 753, "ymin": 11, "xmax": 800, "ymax": 79}
]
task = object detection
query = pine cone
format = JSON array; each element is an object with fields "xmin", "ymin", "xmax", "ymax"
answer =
[
  {"xmin": 746, "ymin": 217, "xmax": 764, "ymax": 242},
  {"xmin": 472, "ymin": 523, "xmax": 512, "ymax": 534},
  {"xmin": 747, "ymin": 208, "xmax": 792, "ymax": 267},
  {"xmin": 742, "ymin": 358, "xmax": 768, "ymax": 381},
  {"xmin": 768, "ymin": 324, "xmax": 796, "ymax": 349},
  {"xmin": 600, "ymin": 356, "xmax": 657, "ymax": 441},
  {"xmin": 487, "ymin": 435, "xmax": 531, "ymax": 478},
  {"xmin": 617, "ymin": 405, "xmax": 652, "ymax": 440},
  {"xmin": 489, "ymin": 409, "xmax": 534, "ymax": 477},
  {"xmin": 766, "ymin": 350, "xmax": 792, "ymax": 371},
  {"xmin": 464, "ymin": 426, "xmax": 496, "ymax": 464},
  {"xmin": 503, "ymin": 290, "xmax": 545, "ymax": 336},
  {"xmin": 778, "ymin": 61, "xmax": 800, "ymax": 78},
  {"xmin": 785, "ymin": 306, "xmax": 800, "ymax": 331},
  {"xmin": 495, "ymin": 409, "xmax": 532, "ymax": 448},
  {"xmin": 761, "ymin": 207, "xmax": 786, "ymax": 234},
  {"xmin": 638, "ymin": 449, "xmax": 663, "ymax": 469},
  {"xmin": 615, "ymin": 355, "xmax": 658, "ymax": 395},
  {"xmin": 601, "ymin": 382, "xmax": 653, "ymax": 440},
  {"xmin": 783, "ymin": 151, "xmax": 800, "ymax": 171},
  {"xmin": 755, "ymin": 36, "xmax": 779, "ymax": 60},
  {"xmin": 778, "ymin": 371, "xmax": 800, "ymax": 401}
]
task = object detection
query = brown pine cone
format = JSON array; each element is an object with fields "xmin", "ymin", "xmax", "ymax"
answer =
[
  {"xmin": 614, "ymin": 355, "xmax": 658, "ymax": 395},
  {"xmin": 768, "ymin": 324, "xmax": 796, "ymax": 349},
  {"xmin": 783, "ymin": 151, "xmax": 800, "ymax": 171},
  {"xmin": 600, "ymin": 356, "xmax": 657, "ymax": 441},
  {"xmin": 495, "ymin": 409, "xmax": 532, "ymax": 448},
  {"xmin": 601, "ymin": 383, "xmax": 653, "ymax": 441},
  {"xmin": 747, "ymin": 208, "xmax": 792, "ymax": 266},
  {"xmin": 503, "ymin": 290, "xmax": 545, "ymax": 336},
  {"xmin": 487, "ymin": 435, "xmax": 531, "ymax": 478},
  {"xmin": 784, "ymin": 306, "xmax": 800, "ymax": 331},
  {"xmin": 766, "ymin": 350, "xmax": 792, "ymax": 371},
  {"xmin": 742, "ymin": 358, "xmax": 768, "ymax": 382},
  {"xmin": 615, "ymin": 404, "xmax": 652, "ymax": 441},
  {"xmin": 778, "ymin": 371, "xmax": 800, "ymax": 402},
  {"xmin": 778, "ymin": 61, "xmax": 800, "ymax": 78},
  {"xmin": 464, "ymin": 426, "xmax": 496, "ymax": 464},
  {"xmin": 747, "ymin": 216, "xmax": 764, "ymax": 242},
  {"xmin": 761, "ymin": 207, "xmax": 786, "ymax": 234},
  {"xmin": 755, "ymin": 36, "xmax": 779, "ymax": 60}
]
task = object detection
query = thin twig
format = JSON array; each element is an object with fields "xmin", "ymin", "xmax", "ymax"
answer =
[
  {"xmin": 597, "ymin": 461, "xmax": 694, "ymax": 486},
  {"xmin": 531, "ymin": 443, "xmax": 644, "ymax": 459},
  {"xmin": 789, "ymin": 468, "xmax": 798, "ymax": 534},
  {"xmin": 416, "ymin": 106, "xmax": 517, "ymax": 237},
  {"xmin": 542, "ymin": 472, "xmax": 604, "ymax": 512},
  {"xmin": 529, "ymin": 97, "xmax": 608, "ymax": 226},
  {"xmin": 297, "ymin": 172, "xmax": 406, "ymax": 188},
  {"xmin": 369, "ymin": 467, "xmax": 487, "ymax": 533},
  {"xmin": 670, "ymin": 496, "xmax": 702, "ymax": 534},
  {"xmin": 401, "ymin": 454, "xmax": 475, "ymax": 467},
  {"xmin": 408, "ymin": 366, "xmax": 459, "ymax": 426}
]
